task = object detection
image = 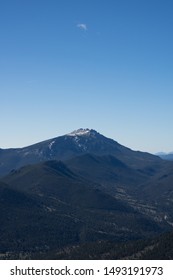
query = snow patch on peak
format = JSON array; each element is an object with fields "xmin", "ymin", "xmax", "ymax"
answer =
[
  {"xmin": 48, "ymin": 140, "xmax": 55, "ymax": 150},
  {"xmin": 67, "ymin": 128, "xmax": 92, "ymax": 137}
]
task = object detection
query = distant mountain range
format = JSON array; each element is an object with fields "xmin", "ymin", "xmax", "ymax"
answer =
[
  {"xmin": 1, "ymin": 128, "xmax": 173, "ymax": 259},
  {"xmin": 156, "ymin": 152, "xmax": 173, "ymax": 161}
]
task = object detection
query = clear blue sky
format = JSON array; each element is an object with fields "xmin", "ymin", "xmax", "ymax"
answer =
[{"xmin": 1, "ymin": 0, "xmax": 173, "ymax": 153}]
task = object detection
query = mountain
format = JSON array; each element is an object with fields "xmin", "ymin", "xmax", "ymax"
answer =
[
  {"xmin": 3, "ymin": 160, "xmax": 130, "ymax": 211},
  {"xmin": 66, "ymin": 153, "xmax": 148, "ymax": 192},
  {"xmin": 157, "ymin": 152, "xmax": 173, "ymax": 161},
  {"xmin": 1, "ymin": 128, "xmax": 173, "ymax": 259},
  {"xmin": 0, "ymin": 128, "xmax": 164, "ymax": 176},
  {"xmin": 0, "ymin": 160, "xmax": 165, "ymax": 259},
  {"xmin": 65, "ymin": 152, "xmax": 173, "ymax": 227}
]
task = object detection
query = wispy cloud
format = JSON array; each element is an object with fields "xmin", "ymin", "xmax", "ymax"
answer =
[{"xmin": 77, "ymin": 23, "xmax": 88, "ymax": 31}]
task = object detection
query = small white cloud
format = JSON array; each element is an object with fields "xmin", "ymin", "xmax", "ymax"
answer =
[{"xmin": 77, "ymin": 23, "xmax": 87, "ymax": 31}]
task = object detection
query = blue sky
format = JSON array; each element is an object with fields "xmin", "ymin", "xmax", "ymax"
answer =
[{"xmin": 1, "ymin": 0, "xmax": 173, "ymax": 153}]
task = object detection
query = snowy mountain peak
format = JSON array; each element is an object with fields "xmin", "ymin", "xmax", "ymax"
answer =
[{"xmin": 67, "ymin": 128, "xmax": 96, "ymax": 137}]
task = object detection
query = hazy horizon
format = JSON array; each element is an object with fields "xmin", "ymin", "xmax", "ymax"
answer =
[{"xmin": 1, "ymin": 0, "xmax": 173, "ymax": 153}]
